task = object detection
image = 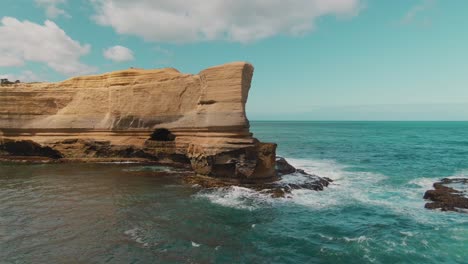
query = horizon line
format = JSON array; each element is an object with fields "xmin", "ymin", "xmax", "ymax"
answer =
[{"xmin": 249, "ymin": 120, "xmax": 468, "ymax": 122}]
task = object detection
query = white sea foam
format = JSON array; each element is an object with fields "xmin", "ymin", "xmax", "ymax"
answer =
[
  {"xmin": 282, "ymin": 158, "xmax": 390, "ymax": 209},
  {"xmin": 194, "ymin": 157, "xmax": 468, "ymax": 224},
  {"xmin": 194, "ymin": 186, "xmax": 272, "ymax": 210},
  {"xmin": 443, "ymin": 174, "xmax": 468, "ymax": 197},
  {"xmin": 384, "ymin": 240, "xmax": 397, "ymax": 248},
  {"xmin": 191, "ymin": 241, "xmax": 201, "ymax": 247},
  {"xmin": 411, "ymin": 173, "xmax": 468, "ymax": 199},
  {"xmin": 318, "ymin": 233, "xmax": 334, "ymax": 241},
  {"xmin": 343, "ymin": 236, "xmax": 371, "ymax": 244},
  {"xmin": 124, "ymin": 228, "xmax": 149, "ymax": 247},
  {"xmin": 408, "ymin": 177, "xmax": 436, "ymax": 189},
  {"xmin": 363, "ymin": 254, "xmax": 376, "ymax": 263},
  {"xmin": 195, "ymin": 158, "xmax": 388, "ymax": 210},
  {"xmin": 401, "ymin": 237, "xmax": 408, "ymax": 247},
  {"xmin": 124, "ymin": 228, "xmax": 139, "ymax": 238},
  {"xmin": 399, "ymin": 231, "xmax": 414, "ymax": 237},
  {"xmin": 285, "ymin": 158, "xmax": 348, "ymax": 181},
  {"xmin": 421, "ymin": 239, "xmax": 429, "ymax": 247}
]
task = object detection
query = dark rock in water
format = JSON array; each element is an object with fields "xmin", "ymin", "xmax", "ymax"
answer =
[
  {"xmin": 276, "ymin": 157, "xmax": 298, "ymax": 175},
  {"xmin": 187, "ymin": 157, "xmax": 333, "ymax": 198},
  {"xmin": 424, "ymin": 178, "xmax": 468, "ymax": 212},
  {"xmin": 276, "ymin": 157, "xmax": 332, "ymax": 192},
  {"xmin": 273, "ymin": 158, "xmax": 333, "ymax": 196},
  {"xmin": 276, "ymin": 156, "xmax": 333, "ymax": 181},
  {"xmin": 323, "ymin": 177, "xmax": 334, "ymax": 183}
]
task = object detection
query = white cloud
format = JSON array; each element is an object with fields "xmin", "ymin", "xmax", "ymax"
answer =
[
  {"xmin": 103, "ymin": 45, "xmax": 134, "ymax": 62},
  {"xmin": 91, "ymin": 0, "xmax": 362, "ymax": 43},
  {"xmin": 35, "ymin": 0, "xmax": 70, "ymax": 18},
  {"xmin": 0, "ymin": 17, "xmax": 96, "ymax": 76},
  {"xmin": 0, "ymin": 54, "xmax": 24, "ymax": 67},
  {"xmin": 401, "ymin": 0, "xmax": 435, "ymax": 25}
]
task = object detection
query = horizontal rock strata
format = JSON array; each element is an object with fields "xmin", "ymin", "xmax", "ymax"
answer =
[{"xmin": 0, "ymin": 62, "xmax": 277, "ymax": 181}]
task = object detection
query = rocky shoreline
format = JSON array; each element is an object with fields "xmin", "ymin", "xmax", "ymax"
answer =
[
  {"xmin": 424, "ymin": 178, "xmax": 468, "ymax": 212},
  {"xmin": 185, "ymin": 157, "xmax": 333, "ymax": 198},
  {"xmin": 0, "ymin": 152, "xmax": 334, "ymax": 197}
]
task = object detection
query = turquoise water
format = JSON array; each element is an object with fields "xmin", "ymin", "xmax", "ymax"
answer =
[{"xmin": 1, "ymin": 121, "xmax": 467, "ymax": 263}]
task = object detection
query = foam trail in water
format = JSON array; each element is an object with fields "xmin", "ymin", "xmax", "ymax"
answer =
[
  {"xmin": 191, "ymin": 241, "xmax": 201, "ymax": 247},
  {"xmin": 281, "ymin": 158, "xmax": 392, "ymax": 209},
  {"xmin": 195, "ymin": 186, "xmax": 272, "ymax": 210},
  {"xmin": 195, "ymin": 157, "xmax": 468, "ymax": 224},
  {"xmin": 195, "ymin": 158, "xmax": 387, "ymax": 210},
  {"xmin": 124, "ymin": 228, "xmax": 149, "ymax": 247}
]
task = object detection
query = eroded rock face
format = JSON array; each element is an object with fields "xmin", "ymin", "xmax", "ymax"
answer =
[
  {"xmin": 424, "ymin": 178, "xmax": 468, "ymax": 212},
  {"xmin": 276, "ymin": 157, "xmax": 298, "ymax": 176},
  {"xmin": 0, "ymin": 62, "xmax": 277, "ymax": 180},
  {"xmin": 185, "ymin": 157, "xmax": 333, "ymax": 197}
]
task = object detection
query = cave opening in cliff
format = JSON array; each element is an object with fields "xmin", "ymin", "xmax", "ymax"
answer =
[{"xmin": 150, "ymin": 128, "xmax": 176, "ymax": 141}]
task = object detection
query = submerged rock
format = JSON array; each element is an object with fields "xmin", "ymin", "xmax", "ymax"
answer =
[{"xmin": 424, "ymin": 178, "xmax": 468, "ymax": 212}]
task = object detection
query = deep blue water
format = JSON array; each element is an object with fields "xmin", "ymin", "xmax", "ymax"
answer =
[{"xmin": 1, "ymin": 121, "xmax": 467, "ymax": 263}]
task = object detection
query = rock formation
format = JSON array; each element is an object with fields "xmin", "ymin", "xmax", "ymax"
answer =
[
  {"xmin": 185, "ymin": 157, "xmax": 333, "ymax": 197},
  {"xmin": 0, "ymin": 62, "xmax": 277, "ymax": 182},
  {"xmin": 424, "ymin": 178, "xmax": 468, "ymax": 212}
]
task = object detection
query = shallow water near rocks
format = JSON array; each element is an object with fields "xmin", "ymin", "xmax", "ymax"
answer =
[{"xmin": 1, "ymin": 121, "xmax": 468, "ymax": 263}]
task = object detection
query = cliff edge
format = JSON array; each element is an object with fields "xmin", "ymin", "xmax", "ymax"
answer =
[{"xmin": 0, "ymin": 62, "xmax": 276, "ymax": 181}]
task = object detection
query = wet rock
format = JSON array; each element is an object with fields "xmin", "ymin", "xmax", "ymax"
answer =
[
  {"xmin": 188, "ymin": 142, "xmax": 277, "ymax": 181},
  {"xmin": 276, "ymin": 157, "xmax": 332, "ymax": 190},
  {"xmin": 263, "ymin": 187, "xmax": 291, "ymax": 198},
  {"xmin": 424, "ymin": 178, "xmax": 468, "ymax": 212},
  {"xmin": 186, "ymin": 157, "xmax": 333, "ymax": 198},
  {"xmin": 53, "ymin": 139, "xmax": 156, "ymax": 160},
  {"xmin": 184, "ymin": 175, "xmax": 233, "ymax": 188},
  {"xmin": 323, "ymin": 177, "xmax": 334, "ymax": 183},
  {"xmin": 276, "ymin": 157, "xmax": 297, "ymax": 175}
]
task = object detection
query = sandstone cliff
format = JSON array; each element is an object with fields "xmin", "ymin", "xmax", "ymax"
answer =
[{"xmin": 0, "ymin": 62, "xmax": 276, "ymax": 181}]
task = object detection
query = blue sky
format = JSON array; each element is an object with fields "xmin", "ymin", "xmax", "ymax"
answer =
[{"xmin": 1, "ymin": 0, "xmax": 467, "ymax": 120}]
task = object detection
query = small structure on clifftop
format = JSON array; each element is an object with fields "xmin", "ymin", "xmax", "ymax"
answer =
[{"xmin": 0, "ymin": 79, "xmax": 20, "ymax": 85}]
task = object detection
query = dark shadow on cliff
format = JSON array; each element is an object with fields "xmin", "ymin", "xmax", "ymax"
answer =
[{"xmin": 0, "ymin": 139, "xmax": 63, "ymax": 159}]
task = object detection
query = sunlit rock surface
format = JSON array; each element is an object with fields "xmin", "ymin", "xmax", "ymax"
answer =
[{"xmin": 0, "ymin": 62, "xmax": 277, "ymax": 181}]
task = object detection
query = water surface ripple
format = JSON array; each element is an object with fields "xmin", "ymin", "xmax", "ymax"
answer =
[{"xmin": 1, "ymin": 121, "xmax": 467, "ymax": 263}]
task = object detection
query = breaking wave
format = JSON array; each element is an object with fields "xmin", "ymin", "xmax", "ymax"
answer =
[{"xmin": 194, "ymin": 157, "xmax": 468, "ymax": 224}]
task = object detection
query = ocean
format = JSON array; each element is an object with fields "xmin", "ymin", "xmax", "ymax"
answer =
[{"xmin": 1, "ymin": 121, "xmax": 467, "ymax": 263}]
